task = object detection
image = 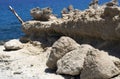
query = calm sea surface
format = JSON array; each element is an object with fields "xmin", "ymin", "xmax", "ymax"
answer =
[{"xmin": 0, "ymin": 0, "xmax": 115, "ymax": 40}]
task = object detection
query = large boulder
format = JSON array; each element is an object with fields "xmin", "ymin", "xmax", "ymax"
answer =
[
  {"xmin": 4, "ymin": 39, "xmax": 23, "ymax": 50},
  {"xmin": 56, "ymin": 44, "xmax": 93, "ymax": 75},
  {"xmin": 80, "ymin": 49, "xmax": 120, "ymax": 79},
  {"xmin": 46, "ymin": 36, "xmax": 80, "ymax": 69}
]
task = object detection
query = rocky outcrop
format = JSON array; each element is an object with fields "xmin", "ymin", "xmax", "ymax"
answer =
[
  {"xmin": 56, "ymin": 44, "xmax": 93, "ymax": 75},
  {"xmin": 46, "ymin": 36, "xmax": 80, "ymax": 69},
  {"xmin": 21, "ymin": 1, "xmax": 120, "ymax": 79},
  {"xmin": 22, "ymin": 4, "xmax": 120, "ymax": 41},
  {"xmin": 2, "ymin": 0, "xmax": 120, "ymax": 79},
  {"xmin": 4, "ymin": 39, "xmax": 23, "ymax": 50}
]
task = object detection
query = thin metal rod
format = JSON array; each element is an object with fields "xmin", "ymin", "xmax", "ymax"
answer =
[{"xmin": 9, "ymin": 5, "xmax": 24, "ymax": 24}]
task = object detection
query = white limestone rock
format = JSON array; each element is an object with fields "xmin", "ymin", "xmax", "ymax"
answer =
[{"xmin": 4, "ymin": 39, "xmax": 23, "ymax": 50}]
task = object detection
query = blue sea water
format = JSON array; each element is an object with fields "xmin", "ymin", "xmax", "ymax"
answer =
[{"xmin": 0, "ymin": 0, "xmax": 118, "ymax": 41}]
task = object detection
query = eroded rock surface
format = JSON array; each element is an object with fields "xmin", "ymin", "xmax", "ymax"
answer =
[
  {"xmin": 30, "ymin": 7, "xmax": 57, "ymax": 21},
  {"xmin": 23, "ymin": 4, "xmax": 120, "ymax": 41}
]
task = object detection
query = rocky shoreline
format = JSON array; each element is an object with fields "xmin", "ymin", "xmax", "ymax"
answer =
[
  {"xmin": 0, "ymin": 0, "xmax": 120, "ymax": 79},
  {"xmin": 0, "ymin": 36, "xmax": 120, "ymax": 79}
]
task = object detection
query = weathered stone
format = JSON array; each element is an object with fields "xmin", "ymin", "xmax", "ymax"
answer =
[
  {"xmin": 4, "ymin": 39, "xmax": 23, "ymax": 50},
  {"xmin": 110, "ymin": 56, "xmax": 120, "ymax": 70},
  {"xmin": 56, "ymin": 44, "xmax": 93, "ymax": 75},
  {"xmin": 46, "ymin": 36, "xmax": 80, "ymax": 69},
  {"xmin": 80, "ymin": 49, "xmax": 120, "ymax": 79},
  {"xmin": 30, "ymin": 7, "xmax": 56, "ymax": 21}
]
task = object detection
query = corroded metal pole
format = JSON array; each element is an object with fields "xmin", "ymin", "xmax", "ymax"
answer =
[{"xmin": 9, "ymin": 5, "xmax": 24, "ymax": 24}]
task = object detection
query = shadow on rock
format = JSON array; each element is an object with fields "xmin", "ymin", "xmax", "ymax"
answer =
[{"xmin": 45, "ymin": 68, "xmax": 56, "ymax": 73}]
